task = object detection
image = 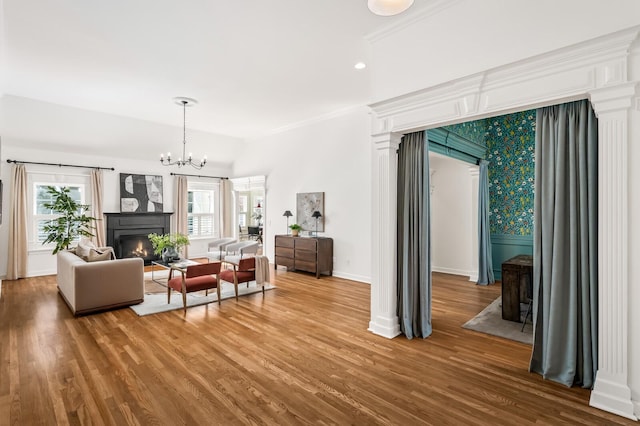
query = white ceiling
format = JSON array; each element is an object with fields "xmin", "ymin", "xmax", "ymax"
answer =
[{"xmin": 1, "ymin": 0, "xmax": 436, "ymax": 140}]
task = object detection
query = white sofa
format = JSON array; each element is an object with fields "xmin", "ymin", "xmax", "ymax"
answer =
[{"xmin": 57, "ymin": 249, "xmax": 144, "ymax": 315}]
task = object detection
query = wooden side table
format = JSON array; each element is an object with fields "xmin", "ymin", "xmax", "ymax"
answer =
[{"xmin": 501, "ymin": 254, "xmax": 533, "ymax": 322}]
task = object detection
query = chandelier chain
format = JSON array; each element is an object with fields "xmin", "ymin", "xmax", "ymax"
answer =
[{"xmin": 160, "ymin": 97, "xmax": 206, "ymax": 170}]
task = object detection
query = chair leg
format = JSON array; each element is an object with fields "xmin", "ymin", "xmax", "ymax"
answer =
[
  {"xmin": 217, "ymin": 284, "xmax": 221, "ymax": 305},
  {"xmin": 182, "ymin": 290, "xmax": 187, "ymax": 313},
  {"xmin": 234, "ymin": 274, "xmax": 239, "ymax": 300},
  {"xmin": 167, "ymin": 286, "xmax": 171, "ymax": 304},
  {"xmin": 521, "ymin": 300, "xmax": 533, "ymax": 332}
]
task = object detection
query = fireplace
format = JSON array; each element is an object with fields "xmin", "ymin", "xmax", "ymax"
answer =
[{"xmin": 105, "ymin": 213, "xmax": 172, "ymax": 265}]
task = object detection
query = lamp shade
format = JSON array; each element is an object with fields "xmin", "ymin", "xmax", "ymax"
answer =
[
  {"xmin": 312, "ymin": 211, "xmax": 322, "ymax": 219},
  {"xmin": 283, "ymin": 210, "xmax": 293, "ymax": 217},
  {"xmin": 367, "ymin": 0, "xmax": 414, "ymax": 16}
]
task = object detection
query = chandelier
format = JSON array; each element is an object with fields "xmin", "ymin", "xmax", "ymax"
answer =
[
  {"xmin": 160, "ymin": 97, "xmax": 207, "ymax": 169},
  {"xmin": 367, "ymin": 0, "xmax": 414, "ymax": 16}
]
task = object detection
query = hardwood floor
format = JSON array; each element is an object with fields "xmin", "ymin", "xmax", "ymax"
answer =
[{"xmin": 0, "ymin": 269, "xmax": 632, "ymax": 425}]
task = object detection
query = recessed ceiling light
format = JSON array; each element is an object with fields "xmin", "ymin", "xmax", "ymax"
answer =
[
  {"xmin": 354, "ymin": 62, "xmax": 367, "ymax": 70},
  {"xmin": 368, "ymin": 0, "xmax": 414, "ymax": 16}
]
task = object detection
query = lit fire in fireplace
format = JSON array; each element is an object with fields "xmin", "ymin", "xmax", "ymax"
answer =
[{"xmin": 131, "ymin": 241, "xmax": 148, "ymax": 258}]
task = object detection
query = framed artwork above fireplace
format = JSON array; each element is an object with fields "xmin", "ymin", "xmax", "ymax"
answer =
[{"xmin": 120, "ymin": 173, "xmax": 163, "ymax": 213}]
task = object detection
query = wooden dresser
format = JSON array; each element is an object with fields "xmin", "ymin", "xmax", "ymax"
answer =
[{"xmin": 274, "ymin": 235, "xmax": 333, "ymax": 278}]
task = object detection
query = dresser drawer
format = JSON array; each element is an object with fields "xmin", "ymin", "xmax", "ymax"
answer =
[
  {"xmin": 295, "ymin": 238, "xmax": 317, "ymax": 251},
  {"xmin": 295, "ymin": 249, "xmax": 316, "ymax": 262},
  {"xmin": 275, "ymin": 247, "xmax": 294, "ymax": 258},
  {"xmin": 275, "ymin": 236, "xmax": 294, "ymax": 248},
  {"xmin": 275, "ymin": 256, "xmax": 294, "ymax": 269},
  {"xmin": 295, "ymin": 259, "xmax": 316, "ymax": 273}
]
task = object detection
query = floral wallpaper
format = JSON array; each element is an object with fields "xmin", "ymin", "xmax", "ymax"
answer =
[
  {"xmin": 485, "ymin": 110, "xmax": 536, "ymax": 236},
  {"xmin": 442, "ymin": 121, "xmax": 487, "ymax": 145},
  {"xmin": 438, "ymin": 110, "xmax": 536, "ymax": 236}
]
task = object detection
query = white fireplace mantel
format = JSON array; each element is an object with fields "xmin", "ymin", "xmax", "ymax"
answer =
[{"xmin": 369, "ymin": 25, "xmax": 640, "ymax": 420}]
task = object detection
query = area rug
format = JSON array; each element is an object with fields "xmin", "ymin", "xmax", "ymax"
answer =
[
  {"xmin": 130, "ymin": 278, "xmax": 276, "ymax": 316},
  {"xmin": 462, "ymin": 297, "xmax": 533, "ymax": 345}
]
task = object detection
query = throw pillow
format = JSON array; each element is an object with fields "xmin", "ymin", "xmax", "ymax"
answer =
[
  {"xmin": 88, "ymin": 248, "xmax": 114, "ymax": 262},
  {"xmin": 76, "ymin": 237, "xmax": 96, "ymax": 259}
]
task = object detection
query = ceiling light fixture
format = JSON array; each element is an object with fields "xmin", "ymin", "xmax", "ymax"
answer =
[
  {"xmin": 160, "ymin": 97, "xmax": 207, "ymax": 170},
  {"xmin": 367, "ymin": 0, "xmax": 414, "ymax": 16},
  {"xmin": 354, "ymin": 62, "xmax": 367, "ymax": 70}
]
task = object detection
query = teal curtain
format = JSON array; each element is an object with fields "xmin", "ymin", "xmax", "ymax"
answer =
[
  {"xmin": 397, "ymin": 130, "xmax": 432, "ymax": 339},
  {"xmin": 477, "ymin": 160, "xmax": 494, "ymax": 285},
  {"xmin": 530, "ymin": 99, "xmax": 598, "ymax": 388}
]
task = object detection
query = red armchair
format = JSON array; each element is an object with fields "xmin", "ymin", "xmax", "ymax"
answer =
[
  {"xmin": 167, "ymin": 262, "xmax": 222, "ymax": 312},
  {"xmin": 219, "ymin": 257, "xmax": 260, "ymax": 300}
]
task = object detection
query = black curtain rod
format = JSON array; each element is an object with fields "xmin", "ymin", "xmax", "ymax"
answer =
[
  {"xmin": 6, "ymin": 159, "xmax": 115, "ymax": 171},
  {"xmin": 170, "ymin": 172, "xmax": 228, "ymax": 180}
]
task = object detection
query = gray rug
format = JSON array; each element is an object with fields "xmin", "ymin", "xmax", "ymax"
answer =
[
  {"xmin": 130, "ymin": 280, "xmax": 275, "ymax": 316},
  {"xmin": 462, "ymin": 297, "xmax": 533, "ymax": 345}
]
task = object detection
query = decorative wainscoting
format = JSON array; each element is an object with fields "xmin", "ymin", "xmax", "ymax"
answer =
[{"xmin": 491, "ymin": 234, "xmax": 533, "ymax": 281}]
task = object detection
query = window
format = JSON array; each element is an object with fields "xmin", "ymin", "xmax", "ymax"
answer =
[
  {"xmin": 187, "ymin": 182, "xmax": 219, "ymax": 238},
  {"xmin": 33, "ymin": 184, "xmax": 85, "ymax": 243},
  {"xmin": 237, "ymin": 194, "xmax": 248, "ymax": 228},
  {"xmin": 28, "ymin": 172, "xmax": 89, "ymax": 250}
]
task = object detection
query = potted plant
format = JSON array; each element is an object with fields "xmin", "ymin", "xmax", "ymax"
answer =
[
  {"xmin": 148, "ymin": 232, "xmax": 190, "ymax": 262},
  {"xmin": 289, "ymin": 223, "xmax": 302, "ymax": 237},
  {"xmin": 42, "ymin": 186, "xmax": 96, "ymax": 254}
]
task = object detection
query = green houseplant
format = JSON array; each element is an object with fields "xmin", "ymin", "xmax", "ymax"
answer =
[
  {"xmin": 289, "ymin": 223, "xmax": 302, "ymax": 237},
  {"xmin": 42, "ymin": 186, "xmax": 96, "ymax": 254},
  {"xmin": 148, "ymin": 232, "xmax": 190, "ymax": 262}
]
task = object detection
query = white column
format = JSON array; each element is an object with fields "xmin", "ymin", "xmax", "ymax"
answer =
[
  {"xmin": 369, "ymin": 132, "xmax": 402, "ymax": 338},
  {"xmin": 589, "ymin": 83, "xmax": 638, "ymax": 420},
  {"xmin": 468, "ymin": 166, "xmax": 480, "ymax": 282}
]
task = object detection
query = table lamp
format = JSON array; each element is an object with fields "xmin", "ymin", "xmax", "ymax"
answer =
[
  {"xmin": 312, "ymin": 210, "xmax": 322, "ymax": 237},
  {"xmin": 283, "ymin": 210, "xmax": 293, "ymax": 234}
]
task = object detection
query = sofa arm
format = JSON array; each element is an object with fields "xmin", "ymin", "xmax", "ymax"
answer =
[{"xmin": 72, "ymin": 258, "xmax": 144, "ymax": 314}]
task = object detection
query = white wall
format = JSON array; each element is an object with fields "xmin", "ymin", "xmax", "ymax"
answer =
[
  {"xmin": 232, "ymin": 107, "xmax": 372, "ymax": 283},
  {"xmin": 430, "ymin": 153, "xmax": 475, "ymax": 278},
  {"xmin": 370, "ymin": 0, "xmax": 640, "ymax": 103},
  {"xmin": 0, "ymin": 144, "xmax": 232, "ymax": 278}
]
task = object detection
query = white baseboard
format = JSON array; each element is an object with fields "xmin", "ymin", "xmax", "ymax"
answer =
[
  {"xmin": 432, "ymin": 266, "xmax": 473, "ymax": 279},
  {"xmin": 332, "ymin": 271, "xmax": 371, "ymax": 284},
  {"xmin": 28, "ymin": 269, "xmax": 56, "ymax": 277}
]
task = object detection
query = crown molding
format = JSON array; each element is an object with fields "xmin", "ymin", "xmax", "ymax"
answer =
[{"xmin": 369, "ymin": 25, "xmax": 640, "ymax": 133}]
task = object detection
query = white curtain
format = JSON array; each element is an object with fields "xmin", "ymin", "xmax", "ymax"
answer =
[
  {"xmin": 90, "ymin": 169, "xmax": 105, "ymax": 247},
  {"xmin": 221, "ymin": 179, "xmax": 234, "ymax": 237},
  {"xmin": 174, "ymin": 175, "xmax": 189, "ymax": 258},
  {"xmin": 7, "ymin": 164, "xmax": 28, "ymax": 280}
]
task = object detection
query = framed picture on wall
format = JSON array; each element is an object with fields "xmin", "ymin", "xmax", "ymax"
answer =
[
  {"xmin": 120, "ymin": 174, "xmax": 163, "ymax": 213},
  {"xmin": 296, "ymin": 192, "xmax": 324, "ymax": 232}
]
